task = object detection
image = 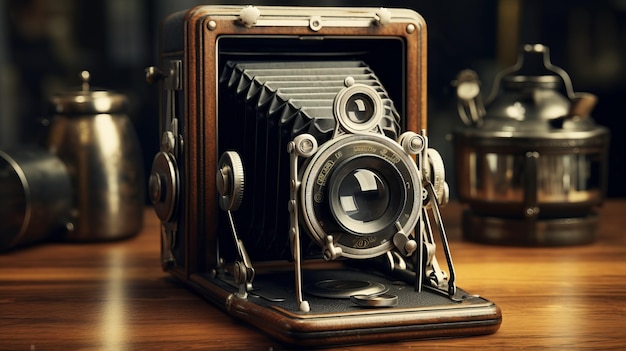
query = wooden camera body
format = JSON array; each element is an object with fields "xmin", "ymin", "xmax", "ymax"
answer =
[{"xmin": 147, "ymin": 5, "xmax": 501, "ymax": 347}]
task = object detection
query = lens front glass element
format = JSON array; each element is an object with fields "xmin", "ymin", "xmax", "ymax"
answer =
[
  {"xmin": 345, "ymin": 93, "xmax": 375, "ymax": 124},
  {"xmin": 337, "ymin": 169, "xmax": 388, "ymax": 222},
  {"xmin": 329, "ymin": 155, "xmax": 405, "ymax": 236}
]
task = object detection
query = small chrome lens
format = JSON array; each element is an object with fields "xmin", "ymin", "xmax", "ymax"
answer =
[
  {"xmin": 334, "ymin": 82, "xmax": 383, "ymax": 134},
  {"xmin": 345, "ymin": 93, "xmax": 376, "ymax": 124}
]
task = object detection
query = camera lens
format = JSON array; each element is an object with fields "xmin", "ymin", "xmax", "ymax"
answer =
[
  {"xmin": 329, "ymin": 155, "xmax": 405, "ymax": 236},
  {"xmin": 345, "ymin": 93, "xmax": 375, "ymax": 124},
  {"xmin": 301, "ymin": 134, "xmax": 421, "ymax": 259}
]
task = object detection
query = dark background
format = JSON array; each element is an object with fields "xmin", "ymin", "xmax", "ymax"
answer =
[{"xmin": 1, "ymin": 0, "xmax": 624, "ymax": 197}]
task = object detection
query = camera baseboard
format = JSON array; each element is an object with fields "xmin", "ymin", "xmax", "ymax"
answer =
[{"xmin": 187, "ymin": 264, "xmax": 501, "ymax": 347}]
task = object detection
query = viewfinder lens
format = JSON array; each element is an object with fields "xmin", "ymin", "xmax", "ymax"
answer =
[{"xmin": 345, "ymin": 93, "xmax": 375, "ymax": 124}]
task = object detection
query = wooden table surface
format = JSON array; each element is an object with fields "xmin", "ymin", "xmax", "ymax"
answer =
[{"xmin": 1, "ymin": 200, "xmax": 625, "ymax": 350}]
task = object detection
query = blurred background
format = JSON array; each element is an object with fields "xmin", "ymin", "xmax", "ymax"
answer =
[{"xmin": 1, "ymin": 0, "xmax": 624, "ymax": 198}]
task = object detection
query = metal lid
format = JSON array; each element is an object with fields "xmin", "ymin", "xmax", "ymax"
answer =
[
  {"xmin": 49, "ymin": 71, "xmax": 128, "ymax": 115},
  {"xmin": 455, "ymin": 44, "xmax": 608, "ymax": 139}
]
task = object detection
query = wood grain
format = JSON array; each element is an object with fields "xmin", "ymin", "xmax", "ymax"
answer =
[{"xmin": 1, "ymin": 201, "xmax": 625, "ymax": 350}]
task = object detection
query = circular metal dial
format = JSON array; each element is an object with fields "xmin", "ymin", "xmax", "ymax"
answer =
[
  {"xmin": 216, "ymin": 151, "xmax": 244, "ymax": 212},
  {"xmin": 149, "ymin": 152, "xmax": 178, "ymax": 222}
]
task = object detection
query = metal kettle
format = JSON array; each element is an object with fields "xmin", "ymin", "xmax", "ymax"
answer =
[
  {"xmin": 47, "ymin": 71, "xmax": 145, "ymax": 241},
  {"xmin": 454, "ymin": 44, "xmax": 610, "ymax": 246}
]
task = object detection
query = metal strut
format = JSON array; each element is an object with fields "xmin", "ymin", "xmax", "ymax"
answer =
[
  {"xmin": 424, "ymin": 182, "xmax": 457, "ymax": 298},
  {"xmin": 225, "ymin": 210, "xmax": 255, "ymax": 299},
  {"xmin": 287, "ymin": 134, "xmax": 318, "ymax": 313},
  {"xmin": 416, "ymin": 131, "xmax": 457, "ymax": 299}
]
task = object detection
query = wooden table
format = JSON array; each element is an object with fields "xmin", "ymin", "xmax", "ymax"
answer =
[{"xmin": 1, "ymin": 201, "xmax": 625, "ymax": 350}]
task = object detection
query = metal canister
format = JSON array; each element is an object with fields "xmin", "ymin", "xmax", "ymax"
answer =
[
  {"xmin": 47, "ymin": 71, "xmax": 144, "ymax": 241},
  {"xmin": 454, "ymin": 44, "xmax": 610, "ymax": 246}
]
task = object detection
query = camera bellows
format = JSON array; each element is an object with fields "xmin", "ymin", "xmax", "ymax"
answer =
[
  {"xmin": 217, "ymin": 61, "xmax": 402, "ymax": 261},
  {"xmin": 220, "ymin": 61, "xmax": 400, "ymax": 143}
]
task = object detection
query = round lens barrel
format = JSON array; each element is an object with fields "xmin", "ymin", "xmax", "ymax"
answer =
[{"xmin": 0, "ymin": 148, "xmax": 72, "ymax": 251}]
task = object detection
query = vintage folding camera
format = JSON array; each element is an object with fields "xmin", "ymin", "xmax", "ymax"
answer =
[{"xmin": 146, "ymin": 5, "xmax": 501, "ymax": 347}]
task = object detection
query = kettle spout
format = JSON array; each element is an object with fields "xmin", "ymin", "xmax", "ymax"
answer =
[
  {"xmin": 569, "ymin": 92, "xmax": 597, "ymax": 119},
  {"xmin": 454, "ymin": 69, "xmax": 486, "ymax": 126},
  {"xmin": 558, "ymin": 92, "xmax": 598, "ymax": 130}
]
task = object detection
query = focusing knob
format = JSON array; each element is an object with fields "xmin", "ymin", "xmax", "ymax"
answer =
[
  {"xmin": 145, "ymin": 66, "xmax": 165, "ymax": 84},
  {"xmin": 425, "ymin": 149, "xmax": 446, "ymax": 206},
  {"xmin": 150, "ymin": 152, "xmax": 178, "ymax": 222},
  {"xmin": 217, "ymin": 151, "xmax": 245, "ymax": 211},
  {"xmin": 398, "ymin": 132, "xmax": 425, "ymax": 155}
]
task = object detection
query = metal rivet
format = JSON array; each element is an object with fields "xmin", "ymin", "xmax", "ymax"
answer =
[
  {"xmin": 406, "ymin": 24, "xmax": 416, "ymax": 34},
  {"xmin": 298, "ymin": 138, "xmax": 314, "ymax": 154},
  {"xmin": 411, "ymin": 137, "xmax": 422, "ymax": 150},
  {"xmin": 314, "ymin": 192, "xmax": 323, "ymax": 203},
  {"xmin": 309, "ymin": 16, "xmax": 322, "ymax": 31},
  {"xmin": 344, "ymin": 76, "xmax": 355, "ymax": 87},
  {"xmin": 207, "ymin": 20, "xmax": 217, "ymax": 31}
]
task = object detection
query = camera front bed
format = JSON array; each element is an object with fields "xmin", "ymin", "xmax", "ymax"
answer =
[{"xmin": 188, "ymin": 264, "xmax": 502, "ymax": 347}]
